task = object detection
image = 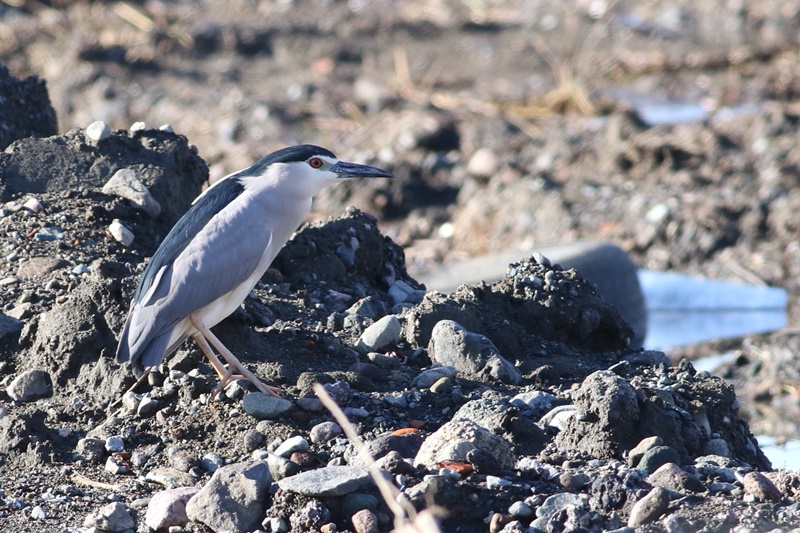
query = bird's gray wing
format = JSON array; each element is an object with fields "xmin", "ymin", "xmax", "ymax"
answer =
[{"xmin": 116, "ymin": 177, "xmax": 274, "ymax": 373}]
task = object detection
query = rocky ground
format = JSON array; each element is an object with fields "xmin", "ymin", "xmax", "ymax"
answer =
[{"xmin": 2, "ymin": 1, "xmax": 800, "ymax": 532}]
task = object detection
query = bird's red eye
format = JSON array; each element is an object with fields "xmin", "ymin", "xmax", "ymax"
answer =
[{"xmin": 309, "ymin": 157, "xmax": 324, "ymax": 169}]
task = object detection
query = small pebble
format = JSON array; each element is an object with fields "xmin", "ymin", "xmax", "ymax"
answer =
[
  {"xmin": 108, "ymin": 220, "xmax": 135, "ymax": 246},
  {"xmin": 86, "ymin": 120, "xmax": 112, "ymax": 142}
]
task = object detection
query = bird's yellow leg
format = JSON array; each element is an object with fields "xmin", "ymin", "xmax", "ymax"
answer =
[
  {"xmin": 190, "ymin": 314, "xmax": 282, "ymax": 398},
  {"xmin": 191, "ymin": 332, "xmax": 230, "ymax": 380}
]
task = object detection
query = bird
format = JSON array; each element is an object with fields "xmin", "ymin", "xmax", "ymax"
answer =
[{"xmin": 116, "ymin": 144, "xmax": 394, "ymax": 398}]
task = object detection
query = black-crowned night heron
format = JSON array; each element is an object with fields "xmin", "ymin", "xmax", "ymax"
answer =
[{"xmin": 116, "ymin": 145, "xmax": 394, "ymax": 397}]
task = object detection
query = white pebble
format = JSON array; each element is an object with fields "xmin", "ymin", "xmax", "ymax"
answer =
[
  {"xmin": 130, "ymin": 121, "xmax": 146, "ymax": 132},
  {"xmin": 105, "ymin": 436, "xmax": 125, "ymax": 453},
  {"xmin": 108, "ymin": 220, "xmax": 135, "ymax": 247},
  {"xmin": 467, "ymin": 148, "xmax": 499, "ymax": 178},
  {"xmin": 159, "ymin": 124, "xmax": 174, "ymax": 133},
  {"xmin": 22, "ymin": 197, "xmax": 44, "ymax": 213},
  {"xmin": 85, "ymin": 121, "xmax": 112, "ymax": 142}
]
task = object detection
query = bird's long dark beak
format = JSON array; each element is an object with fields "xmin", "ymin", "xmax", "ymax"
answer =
[{"xmin": 332, "ymin": 160, "xmax": 394, "ymax": 179}]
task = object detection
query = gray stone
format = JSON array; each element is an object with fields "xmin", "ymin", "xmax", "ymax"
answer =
[
  {"xmin": 629, "ymin": 436, "xmax": 664, "ymax": 466},
  {"xmin": 467, "ymin": 148, "xmax": 499, "ymax": 178},
  {"xmin": 83, "ymin": 502, "xmax": 136, "ymax": 532},
  {"xmin": 355, "ymin": 315, "xmax": 402, "ymax": 354},
  {"xmin": 145, "ymin": 467, "xmax": 197, "ymax": 488},
  {"xmin": 742, "ymin": 471, "xmax": 782, "ymax": 502},
  {"xmin": 265, "ymin": 452, "xmax": 300, "ymax": 481},
  {"xmin": 428, "ymin": 320, "xmax": 521, "ymax": 384},
  {"xmin": 274, "ymin": 435, "xmax": 309, "ymax": 457},
  {"xmin": 85, "ymin": 120, "xmax": 112, "ymax": 142},
  {"xmin": 530, "ymin": 492, "xmax": 587, "ymax": 532},
  {"xmin": 290, "ymin": 499, "xmax": 331, "ymax": 531},
  {"xmin": 637, "ymin": 445, "xmax": 680, "ymax": 474},
  {"xmin": 15, "ymin": 256, "xmax": 67, "ymax": 277},
  {"xmin": 555, "ymin": 370, "xmax": 640, "ymax": 459},
  {"xmin": 353, "ymin": 432, "xmax": 424, "ymax": 467},
  {"xmin": 75, "ymin": 438, "xmax": 106, "ymax": 463},
  {"xmin": 628, "ymin": 486, "xmax": 671, "ymax": 527},
  {"xmin": 6, "ymin": 369, "xmax": 52, "ymax": 402},
  {"xmin": 410, "ymin": 366, "xmax": 457, "ymax": 388},
  {"xmin": 452, "ymin": 396, "xmax": 514, "ymax": 435},
  {"xmin": 508, "ymin": 501, "xmax": 534, "ymax": 518},
  {"xmin": 202, "ymin": 452, "xmax": 225, "ymax": 472},
  {"xmin": 144, "ymin": 486, "xmax": 199, "ymax": 530},
  {"xmin": 137, "ymin": 394, "xmax": 159, "ymax": 418},
  {"xmin": 703, "ymin": 438, "xmax": 731, "ymax": 458},
  {"xmin": 351, "ymin": 508, "xmax": 380, "ymax": 533},
  {"xmin": 107, "ymin": 220, "xmax": 135, "ymax": 246},
  {"xmin": 185, "ymin": 460, "xmax": 271, "ymax": 532},
  {"xmin": 105, "ymin": 436, "xmax": 125, "ymax": 453},
  {"xmin": 414, "ymin": 418, "xmax": 515, "ymax": 472},
  {"xmin": 509, "ymin": 390, "xmax": 558, "ymax": 418},
  {"xmin": 646, "ymin": 463, "xmax": 705, "ymax": 493},
  {"xmin": 277, "ymin": 466, "xmax": 372, "ymax": 497},
  {"xmin": 309, "ymin": 421, "xmax": 342, "ymax": 444},
  {"xmin": 102, "ymin": 168, "xmax": 162, "ymax": 218},
  {"xmin": 242, "ymin": 392, "xmax": 293, "ymax": 419}
]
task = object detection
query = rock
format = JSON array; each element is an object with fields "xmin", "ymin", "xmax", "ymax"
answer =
[
  {"xmin": 309, "ymin": 421, "xmax": 343, "ymax": 444},
  {"xmin": 144, "ymin": 486, "xmax": 199, "ymax": 530},
  {"xmin": 15, "ymin": 256, "xmax": 68, "ymax": 277},
  {"xmin": 637, "ymin": 445, "xmax": 680, "ymax": 474},
  {"xmin": 351, "ymin": 508, "xmax": 380, "ymax": 533},
  {"xmin": 6, "ymin": 369, "xmax": 52, "ymax": 402},
  {"xmin": 83, "ymin": 502, "xmax": 136, "ymax": 532},
  {"xmin": 85, "ymin": 121, "xmax": 112, "ymax": 143},
  {"xmin": 137, "ymin": 394, "xmax": 159, "ymax": 418},
  {"xmin": 628, "ymin": 436, "xmax": 664, "ymax": 466},
  {"xmin": 277, "ymin": 466, "xmax": 372, "ymax": 497},
  {"xmin": 102, "ymin": 168, "xmax": 162, "ymax": 217},
  {"xmin": 558, "ymin": 471, "xmax": 591, "ymax": 491},
  {"xmin": 742, "ymin": 471, "xmax": 782, "ymax": 502},
  {"xmin": 242, "ymin": 392, "xmax": 293, "ymax": 419},
  {"xmin": 265, "ymin": 453, "xmax": 300, "ymax": 481},
  {"xmin": 145, "ymin": 467, "xmax": 197, "ymax": 488},
  {"xmin": 509, "ymin": 390, "xmax": 559, "ymax": 418},
  {"xmin": 243, "ymin": 429, "xmax": 264, "ymax": 452},
  {"xmin": 508, "ymin": 501, "xmax": 534, "ymax": 518},
  {"xmin": 355, "ymin": 315, "xmax": 402, "ymax": 354},
  {"xmin": 452, "ymin": 396, "xmax": 515, "ymax": 435},
  {"xmin": 202, "ymin": 452, "xmax": 225, "ymax": 472},
  {"xmin": 628, "ymin": 486, "xmax": 671, "ymax": 527},
  {"xmin": 107, "ymin": 220, "xmax": 135, "ymax": 246},
  {"xmin": 0, "ymin": 313, "xmax": 23, "ymax": 341},
  {"xmin": 274, "ymin": 435, "xmax": 309, "ymax": 457},
  {"xmin": 530, "ymin": 492, "xmax": 587, "ymax": 532},
  {"xmin": 428, "ymin": 320, "xmax": 521, "ymax": 384},
  {"xmin": 703, "ymin": 438, "xmax": 731, "ymax": 457},
  {"xmin": 555, "ymin": 370, "xmax": 639, "ymax": 459},
  {"xmin": 410, "ymin": 365, "xmax": 458, "ymax": 388},
  {"xmin": 646, "ymin": 463, "xmax": 705, "ymax": 494},
  {"xmin": 0, "ymin": 65, "xmax": 58, "ymax": 151},
  {"xmin": 467, "ymin": 148, "xmax": 499, "ymax": 178},
  {"xmin": 353, "ymin": 431, "xmax": 424, "ymax": 467},
  {"xmin": 76, "ymin": 438, "xmax": 106, "ymax": 463},
  {"xmin": 414, "ymin": 418, "xmax": 515, "ymax": 472},
  {"xmin": 185, "ymin": 460, "xmax": 271, "ymax": 532},
  {"xmin": 290, "ymin": 499, "xmax": 331, "ymax": 531}
]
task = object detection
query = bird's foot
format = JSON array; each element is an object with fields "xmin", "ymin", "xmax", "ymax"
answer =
[{"xmin": 209, "ymin": 368, "xmax": 281, "ymax": 402}]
